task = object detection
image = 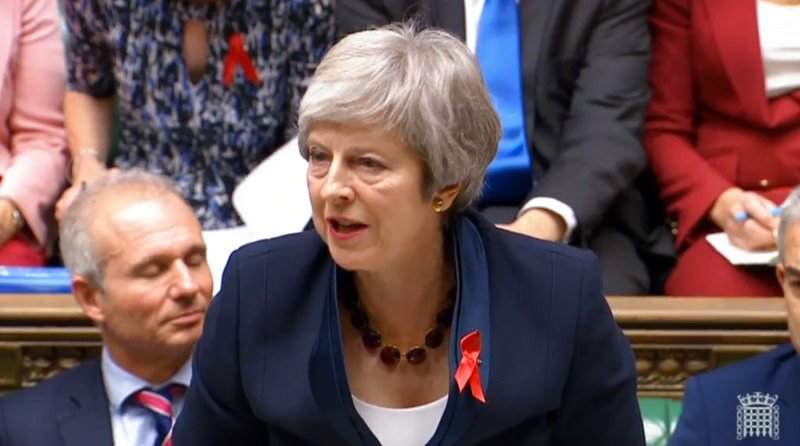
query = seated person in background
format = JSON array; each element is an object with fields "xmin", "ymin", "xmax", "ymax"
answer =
[
  {"xmin": 646, "ymin": 0, "xmax": 800, "ymax": 296},
  {"xmin": 0, "ymin": 0, "xmax": 69, "ymax": 265},
  {"xmin": 336, "ymin": 0, "xmax": 674, "ymax": 295},
  {"xmin": 56, "ymin": 0, "xmax": 334, "ymax": 229},
  {"xmin": 668, "ymin": 185, "xmax": 800, "ymax": 445},
  {"xmin": 173, "ymin": 24, "xmax": 644, "ymax": 446},
  {"xmin": 0, "ymin": 170, "xmax": 214, "ymax": 446}
]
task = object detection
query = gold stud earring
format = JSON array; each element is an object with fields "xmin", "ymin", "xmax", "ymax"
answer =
[{"xmin": 432, "ymin": 197, "xmax": 445, "ymax": 213}]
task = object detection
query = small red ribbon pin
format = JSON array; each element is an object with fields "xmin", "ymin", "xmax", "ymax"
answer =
[
  {"xmin": 223, "ymin": 33, "xmax": 262, "ymax": 87},
  {"xmin": 454, "ymin": 330, "xmax": 486, "ymax": 403}
]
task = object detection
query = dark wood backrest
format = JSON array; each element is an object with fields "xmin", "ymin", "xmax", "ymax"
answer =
[{"xmin": 0, "ymin": 294, "xmax": 789, "ymax": 396}]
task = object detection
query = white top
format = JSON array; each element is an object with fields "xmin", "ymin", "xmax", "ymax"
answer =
[
  {"xmin": 101, "ymin": 349, "xmax": 192, "ymax": 446},
  {"xmin": 757, "ymin": 0, "xmax": 800, "ymax": 98},
  {"xmin": 463, "ymin": 0, "xmax": 576, "ymax": 240},
  {"xmin": 353, "ymin": 395, "xmax": 448, "ymax": 446}
]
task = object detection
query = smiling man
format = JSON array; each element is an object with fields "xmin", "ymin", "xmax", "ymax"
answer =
[
  {"xmin": 668, "ymin": 186, "xmax": 800, "ymax": 445},
  {"xmin": 0, "ymin": 170, "xmax": 213, "ymax": 446}
]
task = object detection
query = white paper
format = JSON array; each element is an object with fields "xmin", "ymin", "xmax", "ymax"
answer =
[
  {"xmin": 202, "ymin": 226, "xmax": 259, "ymax": 294},
  {"xmin": 232, "ymin": 136, "xmax": 312, "ymax": 240},
  {"xmin": 705, "ymin": 232, "xmax": 778, "ymax": 266}
]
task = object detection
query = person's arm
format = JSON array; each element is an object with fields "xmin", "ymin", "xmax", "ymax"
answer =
[
  {"xmin": 55, "ymin": 0, "xmax": 117, "ymax": 219},
  {"xmin": 0, "ymin": 0, "xmax": 69, "ymax": 247},
  {"xmin": 173, "ymin": 249, "xmax": 269, "ymax": 445},
  {"xmin": 521, "ymin": 0, "xmax": 652, "ymax": 241},
  {"xmin": 644, "ymin": 0, "xmax": 735, "ymax": 250},
  {"xmin": 666, "ymin": 378, "xmax": 710, "ymax": 446},
  {"xmin": 551, "ymin": 252, "xmax": 645, "ymax": 445}
]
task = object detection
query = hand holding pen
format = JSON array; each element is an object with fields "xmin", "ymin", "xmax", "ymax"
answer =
[
  {"xmin": 711, "ymin": 188, "xmax": 780, "ymax": 252},
  {"xmin": 734, "ymin": 206, "xmax": 782, "ymax": 222}
]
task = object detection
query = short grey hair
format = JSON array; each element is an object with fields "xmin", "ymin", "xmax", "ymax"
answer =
[
  {"xmin": 297, "ymin": 22, "xmax": 501, "ymax": 210},
  {"xmin": 777, "ymin": 186, "xmax": 800, "ymax": 262},
  {"xmin": 59, "ymin": 170, "xmax": 185, "ymax": 287}
]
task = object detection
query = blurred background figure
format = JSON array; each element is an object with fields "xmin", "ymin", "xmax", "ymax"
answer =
[
  {"xmin": 647, "ymin": 0, "xmax": 800, "ymax": 296},
  {"xmin": 0, "ymin": 0, "xmax": 69, "ymax": 265},
  {"xmin": 174, "ymin": 24, "xmax": 643, "ymax": 446},
  {"xmin": 668, "ymin": 186, "xmax": 800, "ymax": 445},
  {"xmin": 337, "ymin": 0, "xmax": 675, "ymax": 296},
  {"xmin": 0, "ymin": 170, "xmax": 213, "ymax": 446},
  {"xmin": 57, "ymin": 0, "xmax": 334, "ymax": 229}
]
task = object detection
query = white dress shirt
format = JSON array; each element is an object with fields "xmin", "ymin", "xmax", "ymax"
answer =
[
  {"xmin": 101, "ymin": 349, "xmax": 192, "ymax": 446},
  {"xmin": 464, "ymin": 0, "xmax": 577, "ymax": 241},
  {"xmin": 757, "ymin": 0, "xmax": 800, "ymax": 98}
]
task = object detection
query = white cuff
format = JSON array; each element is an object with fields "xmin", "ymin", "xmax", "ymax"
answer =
[{"xmin": 518, "ymin": 197, "xmax": 577, "ymax": 243}]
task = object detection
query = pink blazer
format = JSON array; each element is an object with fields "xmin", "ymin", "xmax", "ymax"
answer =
[{"xmin": 0, "ymin": 0, "xmax": 68, "ymax": 247}]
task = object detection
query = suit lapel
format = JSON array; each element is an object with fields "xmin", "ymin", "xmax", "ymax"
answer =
[
  {"xmin": 519, "ymin": 0, "xmax": 554, "ymax": 84},
  {"xmin": 701, "ymin": 0, "xmax": 769, "ymax": 122},
  {"xmin": 57, "ymin": 361, "xmax": 114, "ymax": 446}
]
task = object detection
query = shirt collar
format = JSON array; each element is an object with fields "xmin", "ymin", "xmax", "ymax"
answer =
[{"xmin": 101, "ymin": 348, "xmax": 192, "ymax": 414}]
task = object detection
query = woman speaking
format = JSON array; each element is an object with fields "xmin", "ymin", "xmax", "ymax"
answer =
[{"xmin": 174, "ymin": 24, "xmax": 644, "ymax": 446}]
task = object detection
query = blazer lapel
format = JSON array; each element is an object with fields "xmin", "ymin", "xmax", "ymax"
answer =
[
  {"xmin": 701, "ymin": 0, "xmax": 769, "ymax": 122},
  {"xmin": 308, "ymin": 264, "xmax": 379, "ymax": 446},
  {"xmin": 57, "ymin": 361, "xmax": 114, "ymax": 446}
]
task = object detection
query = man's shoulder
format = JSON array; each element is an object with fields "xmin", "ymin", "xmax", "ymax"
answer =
[
  {"xmin": 692, "ymin": 344, "xmax": 797, "ymax": 395},
  {"xmin": 0, "ymin": 359, "xmax": 101, "ymax": 411}
]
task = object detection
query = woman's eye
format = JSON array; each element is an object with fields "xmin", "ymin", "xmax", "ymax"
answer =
[
  {"xmin": 359, "ymin": 157, "xmax": 384, "ymax": 170},
  {"xmin": 308, "ymin": 148, "xmax": 329, "ymax": 163}
]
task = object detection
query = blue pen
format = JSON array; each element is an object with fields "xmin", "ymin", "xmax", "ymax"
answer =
[{"xmin": 734, "ymin": 206, "xmax": 782, "ymax": 222}]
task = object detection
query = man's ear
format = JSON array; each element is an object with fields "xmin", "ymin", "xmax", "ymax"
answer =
[
  {"xmin": 72, "ymin": 276, "xmax": 106, "ymax": 325},
  {"xmin": 434, "ymin": 185, "xmax": 462, "ymax": 212}
]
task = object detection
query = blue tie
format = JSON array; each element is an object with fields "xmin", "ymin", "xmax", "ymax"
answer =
[{"xmin": 477, "ymin": 0, "xmax": 533, "ymax": 206}]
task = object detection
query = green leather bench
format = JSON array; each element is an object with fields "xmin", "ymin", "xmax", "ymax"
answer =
[{"xmin": 641, "ymin": 397, "xmax": 683, "ymax": 446}]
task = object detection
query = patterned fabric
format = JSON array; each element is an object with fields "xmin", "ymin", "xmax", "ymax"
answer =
[{"xmin": 63, "ymin": 0, "xmax": 334, "ymax": 228}]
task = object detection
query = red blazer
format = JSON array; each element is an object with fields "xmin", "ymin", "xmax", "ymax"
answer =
[{"xmin": 645, "ymin": 0, "xmax": 800, "ymax": 251}]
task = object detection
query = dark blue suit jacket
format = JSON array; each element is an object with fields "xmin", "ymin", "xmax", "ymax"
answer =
[
  {"xmin": 669, "ymin": 343, "xmax": 800, "ymax": 446},
  {"xmin": 0, "ymin": 359, "xmax": 114, "ymax": 446},
  {"xmin": 173, "ymin": 213, "xmax": 644, "ymax": 445}
]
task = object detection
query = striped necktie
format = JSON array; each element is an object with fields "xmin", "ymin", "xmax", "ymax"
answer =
[
  {"xmin": 477, "ymin": 0, "xmax": 533, "ymax": 206},
  {"xmin": 130, "ymin": 384, "xmax": 187, "ymax": 446}
]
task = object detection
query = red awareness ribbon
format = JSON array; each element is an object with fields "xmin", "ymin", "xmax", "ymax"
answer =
[
  {"xmin": 223, "ymin": 33, "xmax": 262, "ymax": 87},
  {"xmin": 454, "ymin": 330, "xmax": 486, "ymax": 403}
]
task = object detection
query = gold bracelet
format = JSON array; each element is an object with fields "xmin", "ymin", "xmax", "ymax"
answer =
[{"xmin": 10, "ymin": 207, "xmax": 24, "ymax": 231}]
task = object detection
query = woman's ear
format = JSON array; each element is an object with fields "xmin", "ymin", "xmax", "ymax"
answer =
[{"xmin": 433, "ymin": 185, "xmax": 462, "ymax": 212}]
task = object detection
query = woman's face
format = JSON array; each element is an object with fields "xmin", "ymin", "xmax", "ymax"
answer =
[{"xmin": 307, "ymin": 122, "xmax": 442, "ymax": 272}]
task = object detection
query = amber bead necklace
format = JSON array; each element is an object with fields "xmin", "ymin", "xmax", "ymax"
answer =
[{"xmin": 341, "ymin": 288, "xmax": 456, "ymax": 366}]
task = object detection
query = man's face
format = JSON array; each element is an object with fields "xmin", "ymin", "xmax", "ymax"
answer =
[
  {"xmin": 776, "ymin": 223, "xmax": 800, "ymax": 353},
  {"xmin": 87, "ymin": 195, "xmax": 213, "ymax": 365}
]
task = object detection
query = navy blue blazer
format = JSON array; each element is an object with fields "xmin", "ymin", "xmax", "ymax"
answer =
[
  {"xmin": 0, "ymin": 359, "xmax": 114, "ymax": 446},
  {"xmin": 173, "ymin": 213, "xmax": 644, "ymax": 445},
  {"xmin": 669, "ymin": 343, "xmax": 800, "ymax": 446}
]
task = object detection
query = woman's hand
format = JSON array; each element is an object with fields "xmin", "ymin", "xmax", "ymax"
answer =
[
  {"xmin": 55, "ymin": 156, "xmax": 109, "ymax": 221},
  {"xmin": 710, "ymin": 187, "xmax": 779, "ymax": 251}
]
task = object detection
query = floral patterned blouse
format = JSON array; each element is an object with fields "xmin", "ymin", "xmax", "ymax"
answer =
[{"xmin": 64, "ymin": 0, "xmax": 333, "ymax": 228}]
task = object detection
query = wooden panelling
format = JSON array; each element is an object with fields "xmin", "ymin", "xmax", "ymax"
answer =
[{"xmin": 0, "ymin": 294, "xmax": 790, "ymax": 396}]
